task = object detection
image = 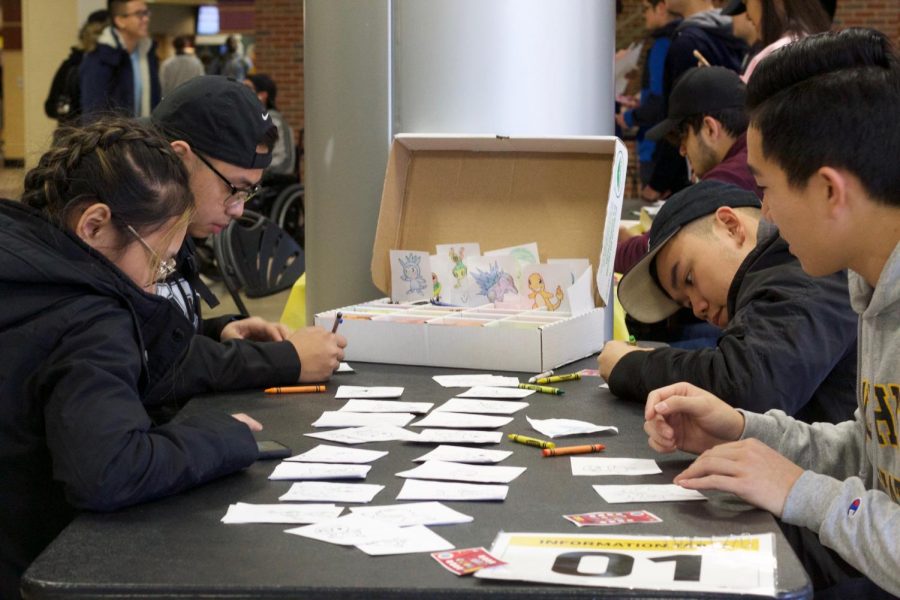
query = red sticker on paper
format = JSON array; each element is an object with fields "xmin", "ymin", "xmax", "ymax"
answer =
[{"xmin": 431, "ymin": 547, "xmax": 507, "ymax": 576}]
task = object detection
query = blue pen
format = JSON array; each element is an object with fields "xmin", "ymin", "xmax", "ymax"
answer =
[{"xmin": 331, "ymin": 312, "xmax": 343, "ymax": 334}]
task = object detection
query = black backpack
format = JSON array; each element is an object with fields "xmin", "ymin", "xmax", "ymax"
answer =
[{"xmin": 44, "ymin": 49, "xmax": 84, "ymax": 123}]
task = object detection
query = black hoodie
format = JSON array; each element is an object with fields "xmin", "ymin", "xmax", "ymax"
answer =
[{"xmin": 0, "ymin": 200, "xmax": 257, "ymax": 600}]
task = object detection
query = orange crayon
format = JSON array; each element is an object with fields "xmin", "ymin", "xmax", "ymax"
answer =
[
  {"xmin": 541, "ymin": 443, "xmax": 606, "ymax": 457},
  {"xmin": 264, "ymin": 385, "xmax": 326, "ymax": 394}
]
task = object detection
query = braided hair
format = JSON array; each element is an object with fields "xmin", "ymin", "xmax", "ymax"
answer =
[{"xmin": 21, "ymin": 116, "xmax": 193, "ymax": 242}]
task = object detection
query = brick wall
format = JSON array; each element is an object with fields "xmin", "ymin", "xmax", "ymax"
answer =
[{"xmin": 253, "ymin": 0, "xmax": 305, "ymax": 151}]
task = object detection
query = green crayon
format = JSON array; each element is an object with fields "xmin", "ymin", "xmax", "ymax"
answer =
[
  {"xmin": 507, "ymin": 433, "xmax": 556, "ymax": 449},
  {"xmin": 535, "ymin": 373, "xmax": 581, "ymax": 384},
  {"xmin": 518, "ymin": 382, "xmax": 564, "ymax": 395}
]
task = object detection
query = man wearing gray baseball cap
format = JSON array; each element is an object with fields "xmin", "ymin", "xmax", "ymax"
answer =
[
  {"xmin": 148, "ymin": 76, "xmax": 345, "ymax": 400},
  {"xmin": 600, "ymin": 180, "xmax": 857, "ymax": 425}
]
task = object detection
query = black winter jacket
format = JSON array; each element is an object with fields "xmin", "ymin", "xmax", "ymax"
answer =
[
  {"xmin": 79, "ymin": 26, "xmax": 160, "ymax": 120},
  {"xmin": 609, "ymin": 223, "xmax": 858, "ymax": 425},
  {"xmin": 145, "ymin": 239, "xmax": 301, "ymax": 421},
  {"xmin": 0, "ymin": 200, "xmax": 258, "ymax": 600}
]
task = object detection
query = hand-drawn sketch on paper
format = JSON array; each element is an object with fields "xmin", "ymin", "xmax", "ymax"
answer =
[
  {"xmin": 398, "ymin": 253, "xmax": 428, "ymax": 295},
  {"xmin": 527, "ymin": 272, "xmax": 563, "ymax": 311},
  {"xmin": 472, "ymin": 261, "xmax": 518, "ymax": 303}
]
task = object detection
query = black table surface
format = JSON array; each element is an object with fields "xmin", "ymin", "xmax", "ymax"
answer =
[{"xmin": 22, "ymin": 357, "xmax": 812, "ymax": 599}]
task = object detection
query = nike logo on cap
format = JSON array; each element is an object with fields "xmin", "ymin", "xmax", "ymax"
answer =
[{"xmin": 262, "ymin": 112, "xmax": 269, "ymax": 120}]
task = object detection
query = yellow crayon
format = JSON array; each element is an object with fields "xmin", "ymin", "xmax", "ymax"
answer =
[
  {"xmin": 507, "ymin": 433, "xmax": 556, "ymax": 449},
  {"xmin": 535, "ymin": 373, "xmax": 581, "ymax": 385},
  {"xmin": 518, "ymin": 383, "xmax": 564, "ymax": 395}
]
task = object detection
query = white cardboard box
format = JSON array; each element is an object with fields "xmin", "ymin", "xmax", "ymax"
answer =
[{"xmin": 315, "ymin": 134, "xmax": 626, "ymax": 372}]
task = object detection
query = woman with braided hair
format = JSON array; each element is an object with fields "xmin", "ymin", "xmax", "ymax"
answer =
[{"xmin": 0, "ymin": 117, "xmax": 260, "ymax": 600}]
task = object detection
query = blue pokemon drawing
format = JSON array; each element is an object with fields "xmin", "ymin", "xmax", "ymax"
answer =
[
  {"xmin": 398, "ymin": 253, "xmax": 427, "ymax": 295},
  {"xmin": 472, "ymin": 261, "xmax": 519, "ymax": 303}
]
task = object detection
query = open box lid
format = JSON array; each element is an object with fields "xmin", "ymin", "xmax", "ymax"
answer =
[{"xmin": 371, "ymin": 134, "xmax": 627, "ymax": 307}]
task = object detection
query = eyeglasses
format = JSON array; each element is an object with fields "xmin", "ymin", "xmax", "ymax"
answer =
[
  {"xmin": 120, "ymin": 8, "xmax": 151, "ymax": 19},
  {"xmin": 194, "ymin": 151, "xmax": 261, "ymax": 208},
  {"xmin": 126, "ymin": 225, "xmax": 177, "ymax": 284}
]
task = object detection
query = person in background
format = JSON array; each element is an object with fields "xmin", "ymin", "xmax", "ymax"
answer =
[
  {"xmin": 602, "ymin": 180, "xmax": 857, "ymax": 425},
  {"xmin": 721, "ymin": 0, "xmax": 831, "ymax": 81},
  {"xmin": 44, "ymin": 9, "xmax": 108, "ymax": 125},
  {"xmin": 80, "ymin": 0, "xmax": 160, "ymax": 120},
  {"xmin": 642, "ymin": 0, "xmax": 749, "ymax": 202},
  {"xmin": 616, "ymin": 0, "xmax": 680, "ymax": 189},
  {"xmin": 148, "ymin": 76, "xmax": 344, "ymax": 410},
  {"xmin": 208, "ymin": 35, "xmax": 252, "ymax": 81},
  {"xmin": 643, "ymin": 28, "xmax": 900, "ymax": 597},
  {"xmin": 616, "ymin": 66, "xmax": 759, "ymax": 275},
  {"xmin": 159, "ymin": 35, "xmax": 205, "ymax": 96},
  {"xmin": 0, "ymin": 117, "xmax": 260, "ymax": 600},
  {"xmin": 244, "ymin": 74, "xmax": 297, "ymax": 178}
]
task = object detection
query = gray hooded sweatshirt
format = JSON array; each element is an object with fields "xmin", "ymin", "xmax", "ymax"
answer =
[{"xmin": 740, "ymin": 240, "xmax": 900, "ymax": 595}]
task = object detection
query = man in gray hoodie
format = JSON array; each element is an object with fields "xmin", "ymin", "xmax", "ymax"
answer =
[{"xmin": 643, "ymin": 28, "xmax": 900, "ymax": 598}]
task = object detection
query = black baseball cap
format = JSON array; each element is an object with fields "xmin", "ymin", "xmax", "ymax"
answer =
[
  {"xmin": 617, "ymin": 180, "xmax": 762, "ymax": 323},
  {"xmin": 646, "ymin": 67, "xmax": 747, "ymax": 142},
  {"xmin": 151, "ymin": 75, "xmax": 274, "ymax": 169},
  {"xmin": 721, "ymin": 0, "xmax": 745, "ymax": 16}
]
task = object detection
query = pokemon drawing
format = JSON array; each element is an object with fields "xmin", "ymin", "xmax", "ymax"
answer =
[
  {"xmin": 449, "ymin": 247, "xmax": 468, "ymax": 288},
  {"xmin": 398, "ymin": 253, "xmax": 427, "ymax": 295},
  {"xmin": 432, "ymin": 272, "xmax": 442, "ymax": 302},
  {"xmin": 472, "ymin": 261, "xmax": 519, "ymax": 303},
  {"xmin": 527, "ymin": 272, "xmax": 563, "ymax": 311}
]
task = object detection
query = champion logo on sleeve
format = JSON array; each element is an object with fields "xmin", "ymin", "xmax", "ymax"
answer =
[{"xmin": 847, "ymin": 498, "xmax": 861, "ymax": 517}]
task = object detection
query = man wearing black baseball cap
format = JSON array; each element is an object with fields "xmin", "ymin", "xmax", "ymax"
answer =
[
  {"xmin": 148, "ymin": 76, "xmax": 346, "ymax": 395},
  {"xmin": 616, "ymin": 66, "xmax": 759, "ymax": 276},
  {"xmin": 600, "ymin": 180, "xmax": 857, "ymax": 425}
]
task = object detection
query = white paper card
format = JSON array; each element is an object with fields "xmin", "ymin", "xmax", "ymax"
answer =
[
  {"xmin": 286, "ymin": 444, "xmax": 388, "ymax": 464},
  {"xmin": 335, "ymin": 386, "xmax": 404, "ymax": 399},
  {"xmin": 356, "ymin": 524, "xmax": 455, "ymax": 556},
  {"xmin": 527, "ymin": 416, "xmax": 618, "ymax": 439},
  {"xmin": 390, "ymin": 250, "xmax": 432, "ymax": 303},
  {"xmin": 571, "ymin": 457, "xmax": 662, "ymax": 477},
  {"xmin": 279, "ymin": 481, "xmax": 384, "ymax": 503},
  {"xmin": 349, "ymin": 501, "xmax": 473, "ymax": 527},
  {"xmin": 415, "ymin": 429, "xmax": 503, "ymax": 444},
  {"xmin": 396, "ymin": 460, "xmax": 526, "ymax": 484},
  {"xmin": 337, "ymin": 362, "xmax": 355, "ymax": 373},
  {"xmin": 304, "ymin": 426, "xmax": 418, "ymax": 445},
  {"xmin": 519, "ymin": 263, "xmax": 571, "ymax": 312},
  {"xmin": 566, "ymin": 267, "xmax": 595, "ymax": 317},
  {"xmin": 396, "ymin": 479, "xmax": 508, "ymax": 501},
  {"xmin": 339, "ymin": 400, "xmax": 433, "ymax": 414},
  {"xmin": 467, "ymin": 256, "xmax": 522, "ymax": 304},
  {"xmin": 285, "ymin": 514, "xmax": 402, "ymax": 546},
  {"xmin": 312, "ymin": 411, "xmax": 415, "ymax": 428},
  {"xmin": 485, "ymin": 242, "xmax": 540, "ymax": 267},
  {"xmin": 221, "ymin": 503, "xmax": 343, "ymax": 524},
  {"xmin": 475, "ymin": 531, "xmax": 776, "ymax": 597},
  {"xmin": 412, "ymin": 412, "xmax": 512, "ymax": 429},
  {"xmin": 435, "ymin": 399, "xmax": 528, "ymax": 415},
  {"xmin": 413, "ymin": 445, "xmax": 513, "ymax": 464},
  {"xmin": 457, "ymin": 386, "xmax": 534, "ymax": 399},
  {"xmin": 433, "ymin": 375, "xmax": 519, "ymax": 388},
  {"xmin": 593, "ymin": 484, "xmax": 707, "ymax": 503},
  {"xmin": 269, "ymin": 462, "xmax": 371, "ymax": 481}
]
